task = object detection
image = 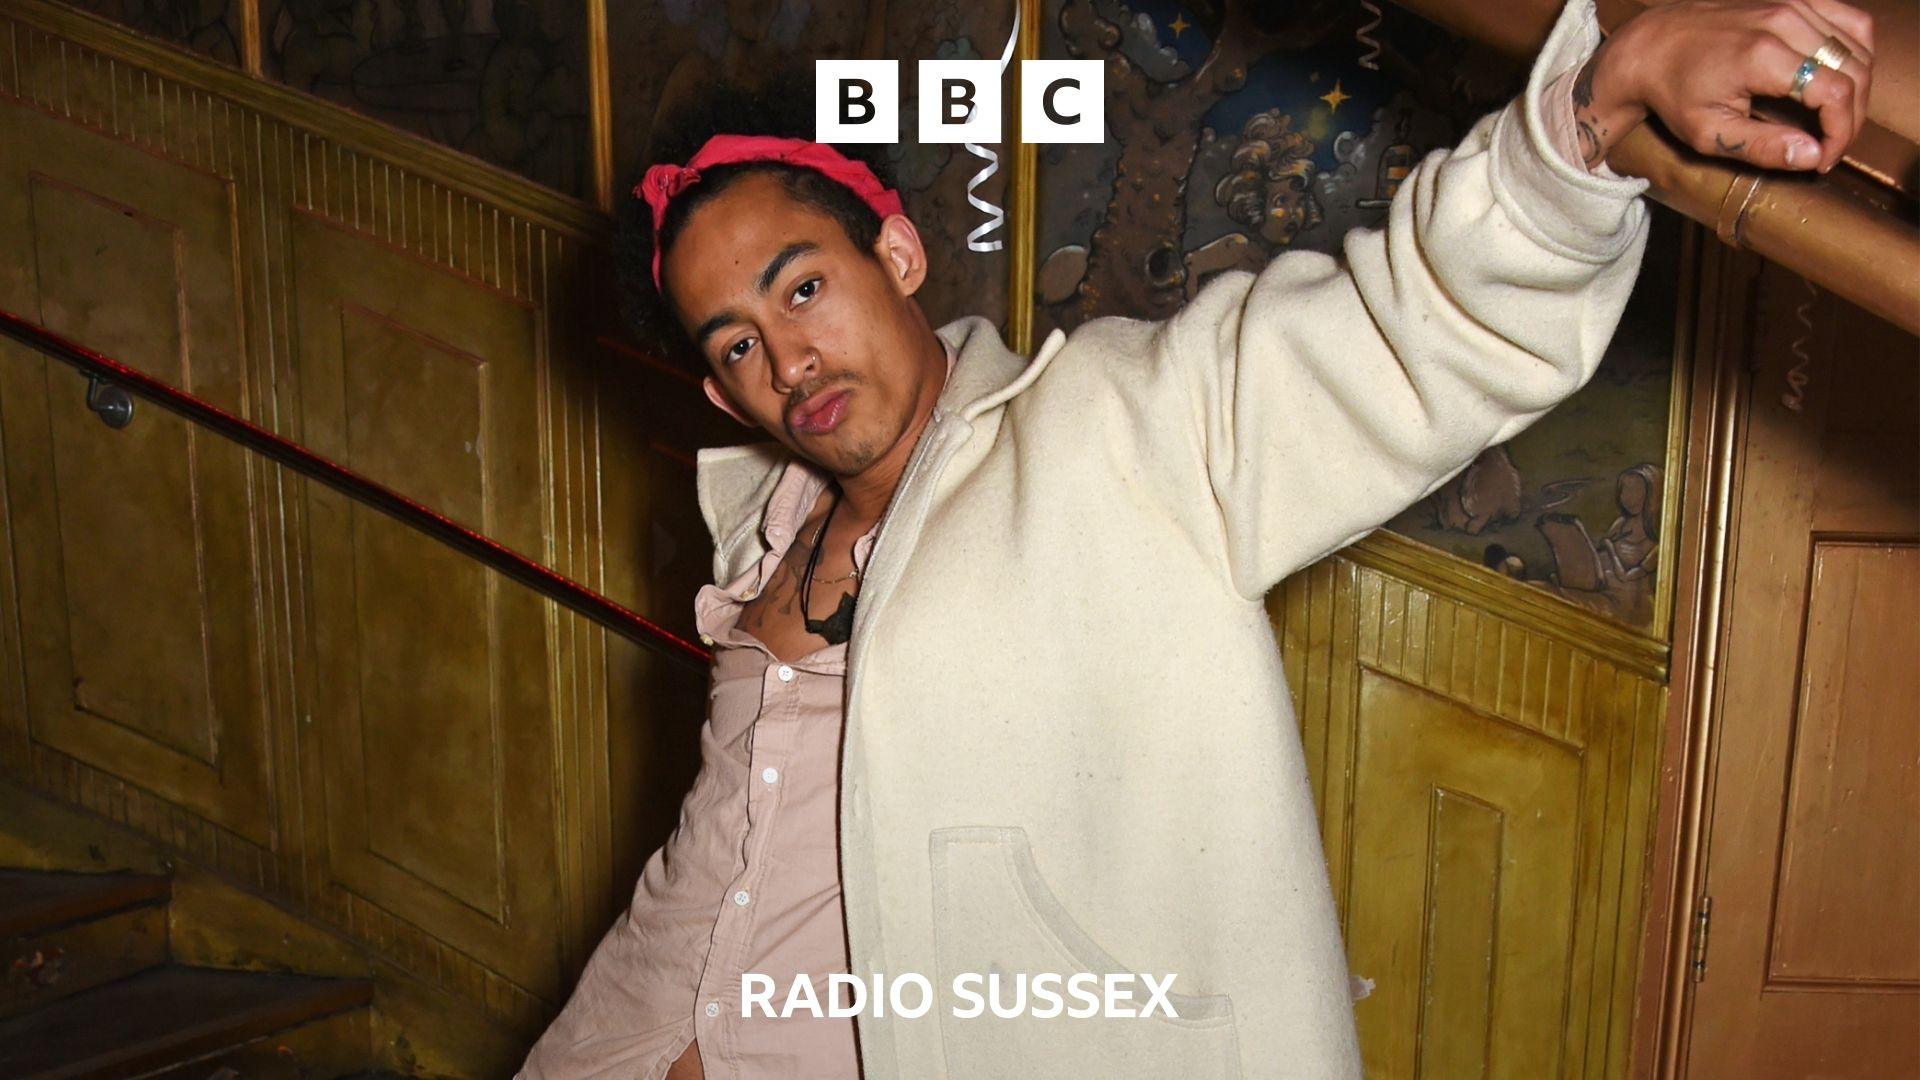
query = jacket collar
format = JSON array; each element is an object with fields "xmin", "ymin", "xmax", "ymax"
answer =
[{"xmin": 694, "ymin": 317, "xmax": 1062, "ymax": 574}]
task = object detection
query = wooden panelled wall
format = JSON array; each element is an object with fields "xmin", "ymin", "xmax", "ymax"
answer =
[
  {"xmin": 0, "ymin": 3, "xmax": 1680, "ymax": 1076},
  {"xmin": 0, "ymin": 1, "xmax": 720, "ymax": 1056},
  {"xmin": 1273, "ymin": 538, "xmax": 1669, "ymax": 1079}
]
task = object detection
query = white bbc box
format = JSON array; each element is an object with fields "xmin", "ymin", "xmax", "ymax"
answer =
[
  {"xmin": 1019, "ymin": 60, "xmax": 1104, "ymax": 144},
  {"xmin": 815, "ymin": 59, "xmax": 899, "ymax": 144},
  {"xmin": 917, "ymin": 59, "xmax": 1003, "ymax": 144}
]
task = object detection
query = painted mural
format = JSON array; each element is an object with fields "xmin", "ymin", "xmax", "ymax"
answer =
[
  {"xmin": 259, "ymin": 0, "xmax": 593, "ymax": 197},
  {"xmin": 64, "ymin": 0, "xmax": 245, "ymax": 65},
  {"xmin": 1031, "ymin": 0, "xmax": 1681, "ymax": 632},
  {"xmin": 1384, "ymin": 211, "xmax": 1680, "ymax": 630}
]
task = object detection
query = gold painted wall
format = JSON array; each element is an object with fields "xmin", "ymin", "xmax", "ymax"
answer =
[{"xmin": 0, "ymin": 3, "xmax": 712, "ymax": 1066}]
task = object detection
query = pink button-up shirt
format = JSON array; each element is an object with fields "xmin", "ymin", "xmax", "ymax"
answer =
[
  {"xmin": 525, "ymin": 70, "xmax": 1601, "ymax": 1079},
  {"xmin": 522, "ymin": 342, "xmax": 955, "ymax": 1080}
]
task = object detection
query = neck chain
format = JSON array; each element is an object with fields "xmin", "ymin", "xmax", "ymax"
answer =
[{"xmin": 800, "ymin": 485, "xmax": 859, "ymax": 644}]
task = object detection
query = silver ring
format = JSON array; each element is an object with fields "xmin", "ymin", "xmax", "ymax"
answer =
[
  {"xmin": 1788, "ymin": 56, "xmax": 1818, "ymax": 102},
  {"xmin": 1812, "ymin": 36, "xmax": 1851, "ymax": 72}
]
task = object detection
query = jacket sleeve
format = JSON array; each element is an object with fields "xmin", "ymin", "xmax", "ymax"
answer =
[{"xmin": 1151, "ymin": 0, "xmax": 1651, "ymax": 600}]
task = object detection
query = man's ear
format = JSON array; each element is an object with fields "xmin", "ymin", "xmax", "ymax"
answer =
[
  {"xmin": 874, "ymin": 213, "xmax": 928, "ymax": 298},
  {"xmin": 703, "ymin": 375, "xmax": 755, "ymax": 426}
]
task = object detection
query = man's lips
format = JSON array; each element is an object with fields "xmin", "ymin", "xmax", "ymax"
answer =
[{"xmin": 789, "ymin": 388, "xmax": 852, "ymax": 436}]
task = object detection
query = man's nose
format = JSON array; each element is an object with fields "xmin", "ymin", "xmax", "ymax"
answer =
[{"xmin": 765, "ymin": 328, "xmax": 821, "ymax": 392}]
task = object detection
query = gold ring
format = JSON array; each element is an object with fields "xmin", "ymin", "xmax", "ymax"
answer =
[{"xmin": 1812, "ymin": 36, "xmax": 1851, "ymax": 71}]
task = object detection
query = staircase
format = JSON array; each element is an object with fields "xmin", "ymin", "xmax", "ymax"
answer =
[{"xmin": 0, "ymin": 869, "xmax": 375, "ymax": 1079}]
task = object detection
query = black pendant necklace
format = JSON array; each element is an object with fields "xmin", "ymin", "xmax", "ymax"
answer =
[{"xmin": 800, "ymin": 486, "xmax": 858, "ymax": 645}]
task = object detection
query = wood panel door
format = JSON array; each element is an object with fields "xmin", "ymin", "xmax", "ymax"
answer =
[
  {"xmin": 288, "ymin": 210, "xmax": 565, "ymax": 997},
  {"xmin": 1346, "ymin": 671, "xmax": 1584, "ymax": 1079},
  {"xmin": 1682, "ymin": 266, "xmax": 1920, "ymax": 1077},
  {"xmin": 0, "ymin": 100, "xmax": 275, "ymax": 847}
]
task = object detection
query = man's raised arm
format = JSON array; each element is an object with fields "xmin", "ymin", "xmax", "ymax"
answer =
[{"xmin": 1137, "ymin": 0, "xmax": 1871, "ymax": 600}]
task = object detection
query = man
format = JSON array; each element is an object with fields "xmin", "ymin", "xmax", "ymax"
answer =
[{"xmin": 524, "ymin": 0, "xmax": 1874, "ymax": 1076}]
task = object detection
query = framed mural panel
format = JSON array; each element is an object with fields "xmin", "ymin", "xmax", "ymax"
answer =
[
  {"xmin": 258, "ymin": 0, "xmax": 594, "ymax": 198},
  {"xmin": 60, "ymin": 0, "xmax": 248, "ymax": 66}
]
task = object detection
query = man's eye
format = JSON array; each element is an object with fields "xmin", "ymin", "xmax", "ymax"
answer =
[
  {"xmin": 725, "ymin": 337, "xmax": 755, "ymax": 363},
  {"xmin": 792, "ymin": 277, "xmax": 820, "ymax": 304}
]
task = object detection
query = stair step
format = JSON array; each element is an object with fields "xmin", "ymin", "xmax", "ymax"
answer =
[
  {"xmin": 0, "ymin": 965, "xmax": 374, "ymax": 1080},
  {"xmin": 3, "ymin": 901, "xmax": 166, "ymax": 1019},
  {"xmin": 0, "ymin": 870, "xmax": 169, "ymax": 938},
  {"xmin": 2, "ymin": 870, "xmax": 171, "ymax": 1018}
]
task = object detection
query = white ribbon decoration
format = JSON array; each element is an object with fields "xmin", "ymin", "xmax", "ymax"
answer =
[
  {"xmin": 963, "ymin": 9, "xmax": 1022, "ymax": 253},
  {"xmin": 1357, "ymin": 2, "xmax": 1383, "ymax": 71}
]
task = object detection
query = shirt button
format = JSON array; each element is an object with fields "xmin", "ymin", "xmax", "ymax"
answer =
[
  {"xmin": 698, "ymin": 633, "xmax": 714, "ymax": 646},
  {"xmin": 762, "ymin": 767, "xmax": 779, "ymax": 784},
  {"xmin": 776, "ymin": 664, "xmax": 794, "ymax": 682},
  {"xmin": 705, "ymin": 1001, "xmax": 721, "ymax": 1018},
  {"xmin": 734, "ymin": 889, "xmax": 751, "ymax": 906}
]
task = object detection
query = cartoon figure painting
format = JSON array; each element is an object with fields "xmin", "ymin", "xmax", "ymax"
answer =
[{"xmin": 1535, "ymin": 463, "xmax": 1664, "ymax": 625}]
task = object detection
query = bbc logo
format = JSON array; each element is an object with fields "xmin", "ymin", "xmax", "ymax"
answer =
[{"xmin": 816, "ymin": 60, "xmax": 1104, "ymax": 145}]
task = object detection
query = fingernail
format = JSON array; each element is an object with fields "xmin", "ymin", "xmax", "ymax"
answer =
[{"xmin": 1786, "ymin": 140, "xmax": 1811, "ymax": 168}]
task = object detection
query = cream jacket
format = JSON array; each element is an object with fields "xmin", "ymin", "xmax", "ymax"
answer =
[{"xmin": 691, "ymin": 2, "xmax": 1650, "ymax": 1075}]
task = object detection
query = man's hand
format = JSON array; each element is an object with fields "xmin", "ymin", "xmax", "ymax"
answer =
[{"xmin": 1573, "ymin": 0, "xmax": 1875, "ymax": 174}]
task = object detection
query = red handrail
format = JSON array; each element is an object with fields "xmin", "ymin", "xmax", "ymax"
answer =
[{"xmin": 0, "ymin": 307, "xmax": 712, "ymax": 671}]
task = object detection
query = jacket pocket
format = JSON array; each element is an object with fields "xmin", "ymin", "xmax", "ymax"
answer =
[{"xmin": 928, "ymin": 826, "xmax": 1242, "ymax": 1079}]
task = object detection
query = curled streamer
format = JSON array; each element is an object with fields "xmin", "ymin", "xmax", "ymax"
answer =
[
  {"xmin": 1356, "ymin": 1, "xmax": 1383, "ymax": 72},
  {"xmin": 964, "ymin": 142, "xmax": 1006, "ymax": 252},
  {"xmin": 1782, "ymin": 275, "xmax": 1817, "ymax": 411},
  {"xmin": 965, "ymin": 12, "xmax": 1022, "ymax": 253}
]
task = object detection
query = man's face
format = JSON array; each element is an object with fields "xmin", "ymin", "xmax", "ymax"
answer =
[{"xmin": 662, "ymin": 172, "xmax": 938, "ymax": 478}]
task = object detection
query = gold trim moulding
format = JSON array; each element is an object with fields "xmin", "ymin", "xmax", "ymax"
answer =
[{"xmin": 1345, "ymin": 530, "xmax": 1672, "ymax": 682}]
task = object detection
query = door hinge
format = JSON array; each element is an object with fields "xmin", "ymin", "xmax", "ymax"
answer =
[{"xmin": 1690, "ymin": 895, "xmax": 1713, "ymax": 983}]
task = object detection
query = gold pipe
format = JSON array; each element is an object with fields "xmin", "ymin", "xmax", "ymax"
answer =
[
  {"xmin": 1005, "ymin": 0, "xmax": 1042, "ymax": 356},
  {"xmin": 587, "ymin": 0, "xmax": 614, "ymax": 211},
  {"xmin": 1610, "ymin": 125, "xmax": 1919, "ymax": 336},
  {"xmin": 239, "ymin": 0, "xmax": 261, "ymax": 77}
]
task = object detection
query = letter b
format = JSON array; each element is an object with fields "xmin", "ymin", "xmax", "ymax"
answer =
[{"xmin": 842, "ymin": 79, "xmax": 875, "ymax": 125}]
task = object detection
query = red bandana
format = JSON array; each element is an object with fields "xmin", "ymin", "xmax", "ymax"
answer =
[{"xmin": 634, "ymin": 134, "xmax": 905, "ymax": 292}]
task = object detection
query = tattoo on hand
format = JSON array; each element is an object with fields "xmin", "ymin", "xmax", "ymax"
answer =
[
  {"xmin": 1713, "ymin": 132, "xmax": 1746, "ymax": 154},
  {"xmin": 1577, "ymin": 119, "xmax": 1603, "ymax": 166},
  {"xmin": 1572, "ymin": 41, "xmax": 1612, "ymax": 168},
  {"xmin": 1572, "ymin": 47, "xmax": 1600, "ymax": 110}
]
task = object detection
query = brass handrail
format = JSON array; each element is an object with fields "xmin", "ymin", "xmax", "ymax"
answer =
[{"xmin": 0, "ymin": 307, "xmax": 712, "ymax": 672}]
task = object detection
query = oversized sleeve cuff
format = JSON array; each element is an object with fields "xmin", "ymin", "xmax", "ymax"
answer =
[{"xmin": 1491, "ymin": 0, "xmax": 1651, "ymax": 262}]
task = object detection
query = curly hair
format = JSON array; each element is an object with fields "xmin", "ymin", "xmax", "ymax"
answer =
[
  {"xmin": 1211, "ymin": 109, "xmax": 1322, "ymax": 241},
  {"xmin": 613, "ymin": 74, "xmax": 901, "ymax": 372}
]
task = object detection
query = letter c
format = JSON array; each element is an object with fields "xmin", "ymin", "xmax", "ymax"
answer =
[{"xmin": 1043, "ymin": 78, "xmax": 1081, "ymax": 125}]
